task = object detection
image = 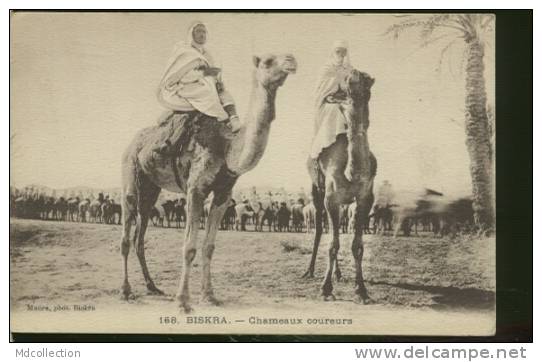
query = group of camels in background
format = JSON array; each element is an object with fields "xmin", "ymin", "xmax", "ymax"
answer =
[
  {"xmin": 10, "ymin": 191, "xmax": 122, "ymax": 225},
  {"xmin": 10, "ymin": 186, "xmax": 473, "ymax": 239}
]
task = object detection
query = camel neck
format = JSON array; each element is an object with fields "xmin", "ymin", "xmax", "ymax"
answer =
[
  {"xmin": 226, "ymin": 81, "xmax": 276, "ymax": 175},
  {"xmin": 345, "ymin": 100, "xmax": 369, "ymax": 133},
  {"xmin": 251, "ymin": 83, "xmax": 277, "ymax": 122},
  {"xmin": 344, "ymin": 99, "xmax": 372, "ymax": 181}
]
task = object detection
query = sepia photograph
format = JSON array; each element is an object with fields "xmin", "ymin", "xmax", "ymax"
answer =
[{"xmin": 9, "ymin": 11, "xmax": 499, "ymax": 336}]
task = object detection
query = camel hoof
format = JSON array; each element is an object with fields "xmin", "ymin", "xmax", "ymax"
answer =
[
  {"xmin": 121, "ymin": 292, "xmax": 136, "ymax": 301},
  {"xmin": 147, "ymin": 286, "xmax": 165, "ymax": 296},
  {"xmin": 322, "ymin": 294, "xmax": 336, "ymax": 302},
  {"xmin": 180, "ymin": 302, "xmax": 194, "ymax": 314},
  {"xmin": 354, "ymin": 294, "xmax": 372, "ymax": 305},
  {"xmin": 121, "ymin": 283, "xmax": 134, "ymax": 300},
  {"xmin": 301, "ymin": 270, "xmax": 314, "ymax": 279},
  {"xmin": 201, "ymin": 295, "xmax": 223, "ymax": 306}
]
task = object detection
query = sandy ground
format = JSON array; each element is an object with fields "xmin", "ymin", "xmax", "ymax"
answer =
[{"xmin": 10, "ymin": 218, "xmax": 495, "ymax": 335}]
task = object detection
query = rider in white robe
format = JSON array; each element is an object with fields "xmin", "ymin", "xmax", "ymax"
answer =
[
  {"xmin": 310, "ymin": 40, "xmax": 353, "ymax": 159},
  {"xmin": 155, "ymin": 21, "xmax": 240, "ymax": 154}
]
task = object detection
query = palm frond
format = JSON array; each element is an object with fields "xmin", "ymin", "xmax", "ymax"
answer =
[
  {"xmin": 419, "ymin": 14, "xmax": 451, "ymax": 38},
  {"xmin": 458, "ymin": 14, "xmax": 478, "ymax": 39},
  {"xmin": 385, "ymin": 14, "xmax": 467, "ymax": 40},
  {"xmin": 387, "ymin": 13, "xmax": 493, "ymax": 77},
  {"xmin": 421, "ymin": 32, "xmax": 461, "ymax": 49},
  {"xmin": 384, "ymin": 16, "xmax": 432, "ymax": 39}
]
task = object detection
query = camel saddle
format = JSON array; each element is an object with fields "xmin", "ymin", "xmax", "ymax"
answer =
[
  {"xmin": 137, "ymin": 110, "xmax": 235, "ymax": 190},
  {"xmin": 154, "ymin": 110, "xmax": 232, "ymax": 157}
]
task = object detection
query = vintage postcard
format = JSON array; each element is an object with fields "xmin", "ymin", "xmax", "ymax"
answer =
[{"xmin": 10, "ymin": 11, "xmax": 496, "ymax": 335}]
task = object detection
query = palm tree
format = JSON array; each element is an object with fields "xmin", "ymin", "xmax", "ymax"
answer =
[{"xmin": 387, "ymin": 14, "xmax": 495, "ymax": 231}]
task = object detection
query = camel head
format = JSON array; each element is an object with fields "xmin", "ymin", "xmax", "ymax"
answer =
[
  {"xmin": 252, "ymin": 53, "xmax": 297, "ymax": 90},
  {"xmin": 339, "ymin": 69, "xmax": 375, "ymax": 130},
  {"xmin": 341, "ymin": 69, "xmax": 375, "ymax": 104}
]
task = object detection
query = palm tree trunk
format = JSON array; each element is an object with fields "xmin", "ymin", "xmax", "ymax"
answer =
[{"xmin": 464, "ymin": 40, "xmax": 494, "ymax": 230}]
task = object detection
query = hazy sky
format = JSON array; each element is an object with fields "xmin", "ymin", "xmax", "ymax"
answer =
[{"xmin": 10, "ymin": 12, "xmax": 494, "ymax": 197}]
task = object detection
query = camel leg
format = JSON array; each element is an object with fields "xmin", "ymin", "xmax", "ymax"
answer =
[
  {"xmin": 303, "ymin": 186, "xmax": 324, "ymax": 278},
  {"xmin": 200, "ymin": 191, "xmax": 231, "ymax": 305},
  {"xmin": 177, "ymin": 188, "xmax": 205, "ymax": 313},
  {"xmin": 334, "ymin": 255, "xmax": 342, "ymax": 282},
  {"xmin": 303, "ymin": 207, "xmax": 323, "ymax": 278},
  {"xmin": 120, "ymin": 190, "xmax": 137, "ymax": 300},
  {"xmin": 134, "ymin": 180, "xmax": 163, "ymax": 295},
  {"xmin": 393, "ymin": 215, "xmax": 403, "ymax": 238},
  {"xmin": 321, "ymin": 190, "xmax": 341, "ymax": 301},
  {"xmin": 352, "ymin": 194, "xmax": 372, "ymax": 304}
]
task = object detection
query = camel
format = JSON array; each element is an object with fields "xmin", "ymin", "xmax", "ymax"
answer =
[
  {"xmin": 220, "ymin": 199, "xmax": 236, "ymax": 230},
  {"xmin": 234, "ymin": 202, "xmax": 254, "ymax": 231},
  {"xmin": 276, "ymin": 202, "xmax": 291, "ymax": 232},
  {"xmin": 174, "ymin": 198, "xmax": 187, "ymax": 228},
  {"xmin": 54, "ymin": 197, "xmax": 68, "ymax": 221},
  {"xmin": 303, "ymin": 201, "xmax": 316, "ymax": 233},
  {"xmin": 251, "ymin": 201, "xmax": 265, "ymax": 231},
  {"xmin": 89, "ymin": 194, "xmax": 105, "ymax": 223},
  {"xmin": 149, "ymin": 206, "xmax": 164, "ymax": 227},
  {"xmin": 252, "ymin": 200, "xmax": 277, "ymax": 232},
  {"xmin": 42, "ymin": 197, "xmax": 55, "ymax": 220},
  {"xmin": 291, "ymin": 199, "xmax": 305, "ymax": 232},
  {"xmin": 257, "ymin": 202, "xmax": 277, "ymax": 232},
  {"xmin": 78, "ymin": 199, "xmax": 90, "ymax": 222},
  {"xmin": 101, "ymin": 199, "xmax": 121, "ymax": 225},
  {"xmin": 371, "ymin": 204, "xmax": 395, "ymax": 234},
  {"xmin": 120, "ymin": 53, "xmax": 297, "ymax": 312},
  {"xmin": 161, "ymin": 200, "xmax": 176, "ymax": 227},
  {"xmin": 303, "ymin": 70, "xmax": 377, "ymax": 304},
  {"xmin": 67, "ymin": 197, "xmax": 80, "ymax": 222}
]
